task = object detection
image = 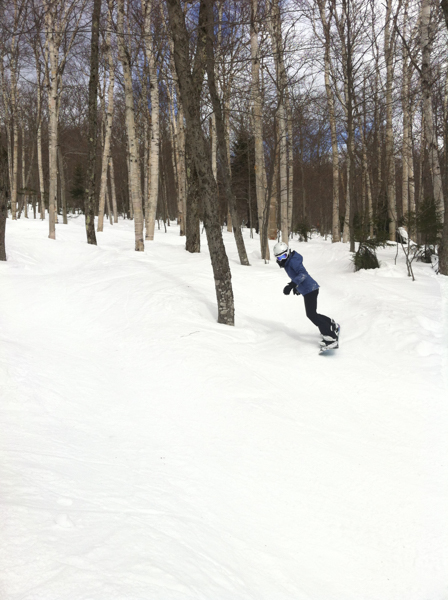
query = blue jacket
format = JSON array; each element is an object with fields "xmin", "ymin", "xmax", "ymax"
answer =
[{"xmin": 284, "ymin": 251, "xmax": 319, "ymax": 295}]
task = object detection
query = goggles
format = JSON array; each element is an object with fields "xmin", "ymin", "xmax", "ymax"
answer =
[{"xmin": 275, "ymin": 251, "xmax": 288, "ymax": 261}]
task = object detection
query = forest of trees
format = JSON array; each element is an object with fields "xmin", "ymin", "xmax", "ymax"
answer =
[{"xmin": 1, "ymin": 0, "xmax": 448, "ymax": 321}]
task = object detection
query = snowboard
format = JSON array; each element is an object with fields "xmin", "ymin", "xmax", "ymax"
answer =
[
  {"xmin": 319, "ymin": 323, "xmax": 340, "ymax": 355},
  {"xmin": 319, "ymin": 342, "xmax": 339, "ymax": 354}
]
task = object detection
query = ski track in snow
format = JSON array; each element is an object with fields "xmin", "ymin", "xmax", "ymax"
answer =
[{"xmin": 1, "ymin": 216, "xmax": 447, "ymax": 600}]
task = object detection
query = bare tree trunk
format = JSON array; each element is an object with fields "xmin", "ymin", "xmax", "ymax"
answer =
[
  {"xmin": 34, "ymin": 47, "xmax": 46, "ymax": 221},
  {"xmin": 268, "ymin": 0, "xmax": 288, "ymax": 242},
  {"xmin": 268, "ymin": 128, "xmax": 279, "ymax": 241},
  {"xmin": 109, "ymin": 157, "xmax": 118, "ymax": 222},
  {"xmin": 47, "ymin": 39, "xmax": 59, "ymax": 240},
  {"xmin": 142, "ymin": 0, "xmax": 160, "ymax": 241},
  {"xmin": 421, "ymin": 0, "xmax": 444, "ymax": 219},
  {"xmin": 299, "ymin": 123, "xmax": 306, "ymax": 229},
  {"xmin": 317, "ymin": 0, "xmax": 340, "ymax": 242},
  {"xmin": 211, "ymin": 114, "xmax": 217, "ymax": 181},
  {"xmin": 205, "ymin": 3, "xmax": 249, "ymax": 265},
  {"xmin": 278, "ymin": 101, "xmax": 288, "ymax": 242},
  {"xmin": 430, "ymin": 0, "xmax": 448, "ymax": 273},
  {"xmin": 160, "ymin": 2, "xmax": 187, "ymax": 235},
  {"xmin": 0, "ymin": 190, "xmax": 6, "ymax": 260},
  {"xmin": 178, "ymin": 107, "xmax": 187, "ymax": 232},
  {"xmin": 21, "ymin": 120, "xmax": 27, "ymax": 218},
  {"xmin": 224, "ymin": 97, "xmax": 232, "ymax": 233},
  {"xmin": 286, "ymin": 92, "xmax": 294, "ymax": 233},
  {"xmin": 117, "ymin": 0, "xmax": 144, "ymax": 251},
  {"xmin": 98, "ymin": 4, "xmax": 115, "ymax": 232},
  {"xmin": 105, "ymin": 183, "xmax": 113, "ymax": 224},
  {"xmin": 385, "ymin": 0, "xmax": 397, "ymax": 241},
  {"xmin": 408, "ymin": 111, "xmax": 416, "ymax": 237},
  {"xmin": 251, "ymin": 0, "xmax": 269, "ymax": 259},
  {"xmin": 332, "ymin": 0, "xmax": 352, "ymax": 245},
  {"xmin": 401, "ymin": 2, "xmax": 411, "ymax": 225},
  {"xmin": 185, "ymin": 141, "xmax": 201, "ymax": 252},
  {"xmin": 167, "ymin": 0, "xmax": 234, "ymax": 325},
  {"xmin": 342, "ymin": 144, "xmax": 351, "ymax": 243},
  {"xmin": 58, "ymin": 146, "xmax": 67, "ymax": 224},
  {"xmin": 0, "ymin": 125, "xmax": 7, "ymax": 259},
  {"xmin": 84, "ymin": 0, "xmax": 101, "ymax": 244},
  {"xmin": 8, "ymin": 1, "xmax": 19, "ymax": 220},
  {"xmin": 0, "ymin": 47, "xmax": 12, "ymax": 201},
  {"xmin": 418, "ymin": 107, "xmax": 425, "ymax": 210},
  {"xmin": 43, "ymin": 0, "xmax": 85, "ymax": 238},
  {"xmin": 167, "ymin": 79, "xmax": 185, "ymax": 234},
  {"xmin": 10, "ymin": 89, "xmax": 19, "ymax": 221}
]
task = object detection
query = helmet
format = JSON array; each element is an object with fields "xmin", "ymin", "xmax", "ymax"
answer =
[{"xmin": 273, "ymin": 241, "xmax": 289, "ymax": 257}]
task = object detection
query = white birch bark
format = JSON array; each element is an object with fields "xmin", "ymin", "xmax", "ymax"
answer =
[
  {"xmin": 165, "ymin": 70, "xmax": 185, "ymax": 234},
  {"xmin": 43, "ymin": 0, "xmax": 86, "ymax": 239},
  {"xmin": 268, "ymin": 0, "xmax": 288, "ymax": 242},
  {"xmin": 317, "ymin": 0, "xmax": 341, "ymax": 242},
  {"xmin": 47, "ymin": 33, "xmax": 59, "ymax": 239},
  {"xmin": 421, "ymin": 0, "xmax": 444, "ymax": 221},
  {"xmin": 286, "ymin": 91, "xmax": 294, "ymax": 233},
  {"xmin": 317, "ymin": 0, "xmax": 340, "ymax": 242},
  {"xmin": 98, "ymin": 5, "xmax": 115, "ymax": 232},
  {"xmin": 177, "ymin": 106, "xmax": 187, "ymax": 232},
  {"xmin": 142, "ymin": 0, "xmax": 160, "ymax": 241},
  {"xmin": 21, "ymin": 120, "xmax": 27, "ymax": 218},
  {"xmin": 159, "ymin": 2, "xmax": 186, "ymax": 235},
  {"xmin": 109, "ymin": 157, "xmax": 118, "ymax": 222},
  {"xmin": 33, "ymin": 43, "xmax": 47, "ymax": 220},
  {"xmin": 250, "ymin": 0, "xmax": 269, "ymax": 259},
  {"xmin": 385, "ymin": 0, "xmax": 397, "ymax": 240},
  {"xmin": 224, "ymin": 95, "xmax": 232, "ymax": 232},
  {"xmin": 117, "ymin": 0, "xmax": 144, "ymax": 250},
  {"xmin": 402, "ymin": 70, "xmax": 410, "ymax": 218},
  {"xmin": 211, "ymin": 113, "xmax": 217, "ymax": 181},
  {"xmin": 7, "ymin": 0, "xmax": 19, "ymax": 220}
]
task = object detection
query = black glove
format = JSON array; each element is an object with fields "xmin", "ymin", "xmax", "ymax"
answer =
[{"xmin": 283, "ymin": 281, "xmax": 297, "ymax": 295}]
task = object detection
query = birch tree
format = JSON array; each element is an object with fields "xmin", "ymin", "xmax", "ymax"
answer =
[
  {"xmin": 166, "ymin": 0, "xmax": 234, "ymax": 325},
  {"xmin": 250, "ymin": 0, "xmax": 269, "ymax": 259},
  {"xmin": 33, "ymin": 41, "xmax": 46, "ymax": 220},
  {"xmin": 117, "ymin": 0, "xmax": 144, "ymax": 251},
  {"xmin": 98, "ymin": 0, "xmax": 115, "ymax": 232},
  {"xmin": 384, "ymin": 0, "xmax": 397, "ymax": 241},
  {"xmin": 85, "ymin": 0, "xmax": 102, "ymax": 245},
  {"xmin": 316, "ymin": 0, "xmax": 340, "ymax": 242},
  {"xmin": 439, "ymin": 0, "xmax": 448, "ymax": 274},
  {"xmin": 0, "ymin": 145, "xmax": 7, "ymax": 260},
  {"xmin": 0, "ymin": 0, "xmax": 24, "ymax": 221},
  {"xmin": 420, "ymin": 0, "xmax": 444, "ymax": 219},
  {"xmin": 43, "ymin": 0, "xmax": 86, "ymax": 240},
  {"xmin": 159, "ymin": 2, "xmax": 187, "ymax": 236},
  {"xmin": 267, "ymin": 0, "xmax": 289, "ymax": 243},
  {"xmin": 142, "ymin": 0, "xmax": 160, "ymax": 241}
]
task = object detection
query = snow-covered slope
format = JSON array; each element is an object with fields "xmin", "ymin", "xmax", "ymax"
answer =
[{"xmin": 1, "ymin": 216, "xmax": 447, "ymax": 600}]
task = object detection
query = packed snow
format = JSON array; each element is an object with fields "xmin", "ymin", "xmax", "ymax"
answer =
[{"xmin": 1, "ymin": 216, "xmax": 447, "ymax": 600}]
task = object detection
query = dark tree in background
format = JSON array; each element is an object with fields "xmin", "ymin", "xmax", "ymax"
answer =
[
  {"xmin": 85, "ymin": 0, "xmax": 102, "ymax": 245},
  {"xmin": 438, "ymin": 0, "xmax": 448, "ymax": 275},
  {"xmin": 0, "ymin": 146, "xmax": 8, "ymax": 261}
]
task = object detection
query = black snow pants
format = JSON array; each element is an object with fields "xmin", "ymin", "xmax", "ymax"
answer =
[{"xmin": 303, "ymin": 289, "xmax": 334, "ymax": 338}]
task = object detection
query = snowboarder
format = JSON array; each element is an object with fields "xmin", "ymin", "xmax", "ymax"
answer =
[{"xmin": 273, "ymin": 241, "xmax": 340, "ymax": 352}]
